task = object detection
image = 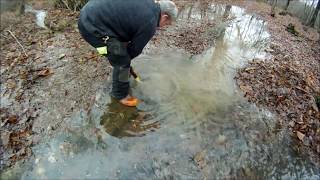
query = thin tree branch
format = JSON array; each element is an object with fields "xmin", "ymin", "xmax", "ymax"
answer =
[
  {"xmin": 0, "ymin": 33, "xmax": 9, "ymax": 39},
  {"xmin": 6, "ymin": 30, "xmax": 28, "ymax": 57},
  {"xmin": 62, "ymin": 0, "xmax": 71, "ymax": 10}
]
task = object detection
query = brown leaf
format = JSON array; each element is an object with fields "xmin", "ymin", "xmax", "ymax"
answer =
[
  {"xmin": 1, "ymin": 131, "xmax": 11, "ymax": 146},
  {"xmin": 297, "ymin": 131, "xmax": 305, "ymax": 141},
  {"xmin": 8, "ymin": 115, "xmax": 18, "ymax": 124},
  {"xmin": 245, "ymin": 67, "xmax": 256, "ymax": 72},
  {"xmin": 289, "ymin": 121, "xmax": 295, "ymax": 127},
  {"xmin": 194, "ymin": 150, "xmax": 206, "ymax": 169},
  {"xmin": 239, "ymin": 85, "xmax": 253, "ymax": 93},
  {"xmin": 38, "ymin": 68, "xmax": 53, "ymax": 77},
  {"xmin": 16, "ymin": 147, "xmax": 26, "ymax": 156},
  {"xmin": 6, "ymin": 79, "xmax": 16, "ymax": 89},
  {"xmin": 305, "ymin": 74, "xmax": 316, "ymax": 88}
]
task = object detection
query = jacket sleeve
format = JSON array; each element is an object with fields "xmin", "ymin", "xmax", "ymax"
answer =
[{"xmin": 127, "ymin": 22, "xmax": 156, "ymax": 59}]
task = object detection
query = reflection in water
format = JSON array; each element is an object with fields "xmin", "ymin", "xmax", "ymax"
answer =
[
  {"xmin": 272, "ymin": 0, "xmax": 320, "ymax": 28},
  {"xmin": 6, "ymin": 3, "xmax": 319, "ymax": 180},
  {"xmin": 100, "ymin": 98, "xmax": 159, "ymax": 138}
]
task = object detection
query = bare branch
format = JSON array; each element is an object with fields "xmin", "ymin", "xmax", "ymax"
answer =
[{"xmin": 6, "ymin": 30, "xmax": 28, "ymax": 57}]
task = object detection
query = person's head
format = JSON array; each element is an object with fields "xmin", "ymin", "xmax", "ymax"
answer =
[{"xmin": 157, "ymin": 0, "xmax": 178, "ymax": 27}]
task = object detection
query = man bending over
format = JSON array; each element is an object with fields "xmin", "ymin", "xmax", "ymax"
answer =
[{"xmin": 78, "ymin": 0, "xmax": 178, "ymax": 106}]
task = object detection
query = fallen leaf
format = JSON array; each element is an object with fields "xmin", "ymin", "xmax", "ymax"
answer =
[
  {"xmin": 38, "ymin": 68, "xmax": 53, "ymax": 77},
  {"xmin": 58, "ymin": 54, "xmax": 66, "ymax": 59},
  {"xmin": 8, "ymin": 115, "xmax": 18, "ymax": 124},
  {"xmin": 297, "ymin": 131, "xmax": 305, "ymax": 141},
  {"xmin": 297, "ymin": 121, "xmax": 304, "ymax": 125},
  {"xmin": 6, "ymin": 80, "xmax": 16, "ymax": 89},
  {"xmin": 289, "ymin": 121, "xmax": 295, "ymax": 127},
  {"xmin": 1, "ymin": 131, "xmax": 11, "ymax": 147},
  {"xmin": 245, "ymin": 67, "xmax": 256, "ymax": 72},
  {"xmin": 239, "ymin": 85, "xmax": 253, "ymax": 93},
  {"xmin": 194, "ymin": 150, "xmax": 206, "ymax": 169},
  {"xmin": 265, "ymin": 48, "xmax": 274, "ymax": 53},
  {"xmin": 17, "ymin": 147, "xmax": 26, "ymax": 156},
  {"xmin": 216, "ymin": 135, "xmax": 227, "ymax": 145}
]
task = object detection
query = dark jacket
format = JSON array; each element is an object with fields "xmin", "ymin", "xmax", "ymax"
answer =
[{"xmin": 79, "ymin": 0, "xmax": 161, "ymax": 59}]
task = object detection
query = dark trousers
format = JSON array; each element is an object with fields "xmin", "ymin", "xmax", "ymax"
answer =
[{"xmin": 78, "ymin": 23, "xmax": 131, "ymax": 100}]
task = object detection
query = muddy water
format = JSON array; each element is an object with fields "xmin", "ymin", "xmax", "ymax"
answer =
[{"xmin": 3, "ymin": 3, "xmax": 319, "ymax": 180}]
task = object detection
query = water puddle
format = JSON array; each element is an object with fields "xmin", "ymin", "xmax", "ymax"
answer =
[
  {"xmin": 25, "ymin": 5, "xmax": 47, "ymax": 29},
  {"xmin": 3, "ymin": 3, "xmax": 319, "ymax": 179},
  {"xmin": 100, "ymin": 98, "xmax": 159, "ymax": 138}
]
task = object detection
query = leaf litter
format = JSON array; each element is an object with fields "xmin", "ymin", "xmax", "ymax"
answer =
[{"xmin": 233, "ymin": 0, "xmax": 320, "ymax": 163}]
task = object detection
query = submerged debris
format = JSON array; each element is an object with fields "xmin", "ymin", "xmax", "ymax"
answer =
[
  {"xmin": 151, "ymin": 21, "xmax": 217, "ymax": 55},
  {"xmin": 286, "ymin": 23, "xmax": 299, "ymax": 36},
  {"xmin": 174, "ymin": 22, "xmax": 216, "ymax": 54}
]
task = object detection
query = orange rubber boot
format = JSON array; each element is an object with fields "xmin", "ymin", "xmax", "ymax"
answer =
[{"xmin": 119, "ymin": 95, "xmax": 139, "ymax": 107}]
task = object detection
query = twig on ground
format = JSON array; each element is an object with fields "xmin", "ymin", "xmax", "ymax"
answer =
[
  {"xmin": 6, "ymin": 30, "xmax": 28, "ymax": 57},
  {"xmin": 62, "ymin": 0, "xmax": 71, "ymax": 10},
  {"xmin": 0, "ymin": 33, "xmax": 10, "ymax": 39}
]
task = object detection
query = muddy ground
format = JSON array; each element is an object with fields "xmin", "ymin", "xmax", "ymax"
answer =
[
  {"xmin": 1, "ymin": 0, "xmax": 319, "ymax": 171},
  {"xmin": 1, "ymin": 7, "xmax": 111, "ymax": 170}
]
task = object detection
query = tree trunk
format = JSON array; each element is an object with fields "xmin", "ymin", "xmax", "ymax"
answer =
[
  {"xmin": 18, "ymin": 0, "xmax": 25, "ymax": 15},
  {"xmin": 223, "ymin": 5, "xmax": 232, "ymax": 19},
  {"xmin": 271, "ymin": 0, "xmax": 277, "ymax": 17},
  {"xmin": 285, "ymin": 0, "xmax": 291, "ymax": 11},
  {"xmin": 309, "ymin": 0, "xmax": 320, "ymax": 27}
]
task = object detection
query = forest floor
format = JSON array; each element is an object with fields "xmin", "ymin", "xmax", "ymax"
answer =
[
  {"xmin": 230, "ymin": 0, "xmax": 320, "ymax": 164},
  {"xmin": 1, "ymin": 0, "xmax": 319, "ymax": 171}
]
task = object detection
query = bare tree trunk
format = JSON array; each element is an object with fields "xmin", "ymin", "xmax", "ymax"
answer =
[
  {"xmin": 18, "ymin": 0, "xmax": 25, "ymax": 15},
  {"xmin": 217, "ymin": 5, "xmax": 232, "ymax": 40},
  {"xmin": 309, "ymin": 0, "xmax": 320, "ymax": 27},
  {"xmin": 285, "ymin": 0, "xmax": 291, "ymax": 11},
  {"xmin": 271, "ymin": 0, "xmax": 277, "ymax": 17},
  {"xmin": 222, "ymin": 5, "xmax": 232, "ymax": 19},
  {"xmin": 187, "ymin": 4, "xmax": 193, "ymax": 20}
]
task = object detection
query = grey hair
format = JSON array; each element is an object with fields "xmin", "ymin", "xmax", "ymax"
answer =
[{"xmin": 157, "ymin": 0, "xmax": 178, "ymax": 21}]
